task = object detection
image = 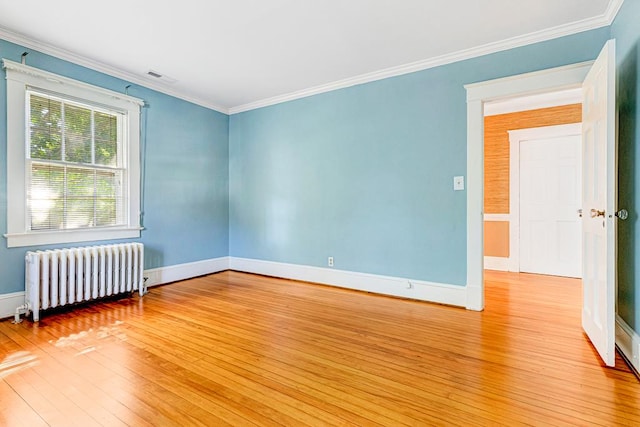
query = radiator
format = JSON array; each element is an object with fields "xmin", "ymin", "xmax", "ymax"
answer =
[{"xmin": 21, "ymin": 243, "xmax": 145, "ymax": 322}]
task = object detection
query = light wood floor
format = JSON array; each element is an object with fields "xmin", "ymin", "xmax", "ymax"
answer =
[{"xmin": 1, "ymin": 270, "xmax": 639, "ymax": 426}]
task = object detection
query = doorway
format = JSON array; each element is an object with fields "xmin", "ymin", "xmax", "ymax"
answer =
[
  {"xmin": 466, "ymin": 40, "xmax": 618, "ymax": 367},
  {"xmin": 464, "ymin": 61, "xmax": 593, "ymax": 311},
  {"xmin": 482, "ymin": 93, "xmax": 583, "ymax": 278}
]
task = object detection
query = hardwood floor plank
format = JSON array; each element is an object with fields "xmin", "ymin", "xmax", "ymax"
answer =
[
  {"xmin": 125, "ymin": 314, "xmax": 411, "ymax": 425},
  {"xmin": 0, "ymin": 379, "xmax": 48, "ymax": 427},
  {"xmin": 134, "ymin": 299, "xmax": 476, "ymax": 424},
  {"xmin": 135, "ymin": 306, "xmax": 516, "ymax": 425},
  {"xmin": 1, "ymin": 320, "xmax": 229, "ymax": 427},
  {"xmin": 1, "ymin": 270, "xmax": 639, "ymax": 426},
  {"xmin": 121, "ymin": 324, "xmax": 361, "ymax": 426}
]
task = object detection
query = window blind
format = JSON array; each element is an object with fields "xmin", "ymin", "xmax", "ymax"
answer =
[{"xmin": 28, "ymin": 92, "xmax": 125, "ymax": 231}]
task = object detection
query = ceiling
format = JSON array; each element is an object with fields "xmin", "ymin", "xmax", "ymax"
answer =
[{"xmin": 0, "ymin": 0, "xmax": 621, "ymax": 114}]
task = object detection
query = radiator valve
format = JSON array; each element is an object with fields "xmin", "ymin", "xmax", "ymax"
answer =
[{"xmin": 12, "ymin": 303, "xmax": 31, "ymax": 324}]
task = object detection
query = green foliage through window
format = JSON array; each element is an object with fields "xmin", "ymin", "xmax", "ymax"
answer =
[{"xmin": 28, "ymin": 92, "xmax": 124, "ymax": 231}]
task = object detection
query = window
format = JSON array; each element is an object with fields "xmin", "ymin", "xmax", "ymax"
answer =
[
  {"xmin": 3, "ymin": 59, "xmax": 143, "ymax": 247},
  {"xmin": 29, "ymin": 92, "xmax": 124, "ymax": 230}
]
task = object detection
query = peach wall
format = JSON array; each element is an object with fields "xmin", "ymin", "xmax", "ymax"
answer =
[{"xmin": 484, "ymin": 221, "xmax": 510, "ymax": 258}]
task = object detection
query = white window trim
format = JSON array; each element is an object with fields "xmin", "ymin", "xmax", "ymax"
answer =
[{"xmin": 3, "ymin": 59, "xmax": 144, "ymax": 248}]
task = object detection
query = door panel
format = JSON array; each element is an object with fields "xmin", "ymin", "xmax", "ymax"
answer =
[
  {"xmin": 581, "ymin": 39, "xmax": 616, "ymax": 367},
  {"xmin": 519, "ymin": 135, "xmax": 582, "ymax": 278}
]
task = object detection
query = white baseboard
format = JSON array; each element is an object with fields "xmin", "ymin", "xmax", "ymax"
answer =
[
  {"xmin": 484, "ymin": 256, "xmax": 510, "ymax": 271},
  {"xmin": 0, "ymin": 257, "xmax": 230, "ymax": 319},
  {"xmin": 0, "ymin": 292, "xmax": 26, "ymax": 319},
  {"xmin": 2, "ymin": 255, "xmax": 468, "ymax": 318},
  {"xmin": 229, "ymin": 257, "xmax": 467, "ymax": 307},
  {"xmin": 616, "ymin": 314, "xmax": 640, "ymax": 374},
  {"xmin": 144, "ymin": 257, "xmax": 230, "ymax": 287}
]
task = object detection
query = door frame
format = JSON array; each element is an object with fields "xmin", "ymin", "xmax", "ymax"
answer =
[
  {"xmin": 464, "ymin": 61, "xmax": 593, "ymax": 310},
  {"xmin": 508, "ymin": 123, "xmax": 583, "ymax": 274}
]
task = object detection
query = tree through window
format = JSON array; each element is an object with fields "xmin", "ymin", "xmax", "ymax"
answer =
[
  {"xmin": 28, "ymin": 92, "xmax": 124, "ymax": 231},
  {"xmin": 3, "ymin": 58, "xmax": 142, "ymax": 247}
]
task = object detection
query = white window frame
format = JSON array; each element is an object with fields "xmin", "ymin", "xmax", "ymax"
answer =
[{"xmin": 3, "ymin": 59, "xmax": 143, "ymax": 247}]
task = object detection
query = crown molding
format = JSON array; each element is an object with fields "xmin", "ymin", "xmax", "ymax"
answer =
[
  {"xmin": 0, "ymin": 26, "xmax": 230, "ymax": 114},
  {"xmin": 0, "ymin": 0, "xmax": 623, "ymax": 116},
  {"xmin": 229, "ymin": 1, "xmax": 622, "ymax": 114},
  {"xmin": 604, "ymin": 0, "xmax": 625, "ymax": 23}
]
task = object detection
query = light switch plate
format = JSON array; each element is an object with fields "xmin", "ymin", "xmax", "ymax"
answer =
[{"xmin": 454, "ymin": 176, "xmax": 464, "ymax": 191}]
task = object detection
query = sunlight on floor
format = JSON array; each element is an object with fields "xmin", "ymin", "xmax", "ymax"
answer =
[
  {"xmin": 51, "ymin": 320, "xmax": 127, "ymax": 355},
  {"xmin": 0, "ymin": 351, "xmax": 39, "ymax": 379}
]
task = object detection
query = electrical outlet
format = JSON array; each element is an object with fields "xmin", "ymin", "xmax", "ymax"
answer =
[{"xmin": 328, "ymin": 256, "xmax": 334, "ymax": 267}]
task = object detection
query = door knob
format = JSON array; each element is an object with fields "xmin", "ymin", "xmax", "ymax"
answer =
[
  {"xmin": 615, "ymin": 209, "xmax": 629, "ymax": 220},
  {"xmin": 590, "ymin": 208, "xmax": 605, "ymax": 218}
]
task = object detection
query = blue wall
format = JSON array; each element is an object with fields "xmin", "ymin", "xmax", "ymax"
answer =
[
  {"xmin": 0, "ymin": 23, "xmax": 620, "ymax": 298},
  {"xmin": 229, "ymin": 28, "xmax": 610, "ymax": 286},
  {"xmin": 0, "ymin": 39, "xmax": 230, "ymax": 294},
  {"xmin": 612, "ymin": 0, "xmax": 640, "ymax": 331}
]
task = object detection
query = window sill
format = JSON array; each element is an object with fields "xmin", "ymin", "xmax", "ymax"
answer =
[{"xmin": 4, "ymin": 227, "xmax": 143, "ymax": 248}]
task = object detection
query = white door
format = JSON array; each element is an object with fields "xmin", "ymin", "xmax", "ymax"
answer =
[
  {"xmin": 582, "ymin": 39, "xmax": 617, "ymax": 367},
  {"xmin": 519, "ymin": 133, "xmax": 582, "ymax": 277}
]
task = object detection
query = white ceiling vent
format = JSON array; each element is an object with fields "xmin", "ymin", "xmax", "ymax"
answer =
[{"xmin": 145, "ymin": 70, "xmax": 178, "ymax": 84}]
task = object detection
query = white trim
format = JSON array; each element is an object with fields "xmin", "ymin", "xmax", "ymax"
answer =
[
  {"xmin": 484, "ymin": 213, "xmax": 510, "ymax": 222},
  {"xmin": 229, "ymin": 257, "xmax": 467, "ymax": 307},
  {"xmin": 604, "ymin": 0, "xmax": 625, "ymax": 24},
  {"xmin": 3, "ymin": 59, "xmax": 143, "ymax": 106},
  {"xmin": 465, "ymin": 61, "xmax": 593, "ymax": 311},
  {"xmin": 0, "ymin": 27, "xmax": 229, "ymax": 114},
  {"xmin": 0, "ymin": 292, "xmax": 26, "ymax": 319},
  {"xmin": 484, "ymin": 88, "xmax": 582, "ymax": 116},
  {"xmin": 509, "ymin": 128, "xmax": 521, "ymax": 273},
  {"xmin": 508, "ymin": 123, "xmax": 582, "ymax": 142},
  {"xmin": 466, "ymin": 97, "xmax": 485, "ymax": 311},
  {"xmin": 484, "ymin": 256, "xmax": 510, "ymax": 271},
  {"xmin": 0, "ymin": 257, "xmax": 231, "ymax": 319},
  {"xmin": 4, "ymin": 59, "xmax": 142, "ymax": 248},
  {"xmin": 465, "ymin": 62, "xmax": 593, "ymax": 101},
  {"xmin": 2, "ymin": 256, "xmax": 469, "ymax": 318},
  {"xmin": 4, "ymin": 228, "xmax": 143, "ymax": 248},
  {"xmin": 616, "ymin": 314, "xmax": 640, "ymax": 375},
  {"xmin": 229, "ymin": 12, "xmax": 617, "ymax": 114},
  {"xmin": 1, "ymin": 1, "xmax": 622, "ymax": 116},
  {"xmin": 144, "ymin": 257, "xmax": 230, "ymax": 287},
  {"xmin": 508, "ymin": 123, "xmax": 583, "ymax": 275}
]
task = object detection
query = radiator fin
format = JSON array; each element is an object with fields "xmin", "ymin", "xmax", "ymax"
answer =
[{"xmin": 25, "ymin": 243, "xmax": 144, "ymax": 321}]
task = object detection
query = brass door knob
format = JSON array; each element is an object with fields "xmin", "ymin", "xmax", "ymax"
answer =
[{"xmin": 590, "ymin": 208, "xmax": 605, "ymax": 218}]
